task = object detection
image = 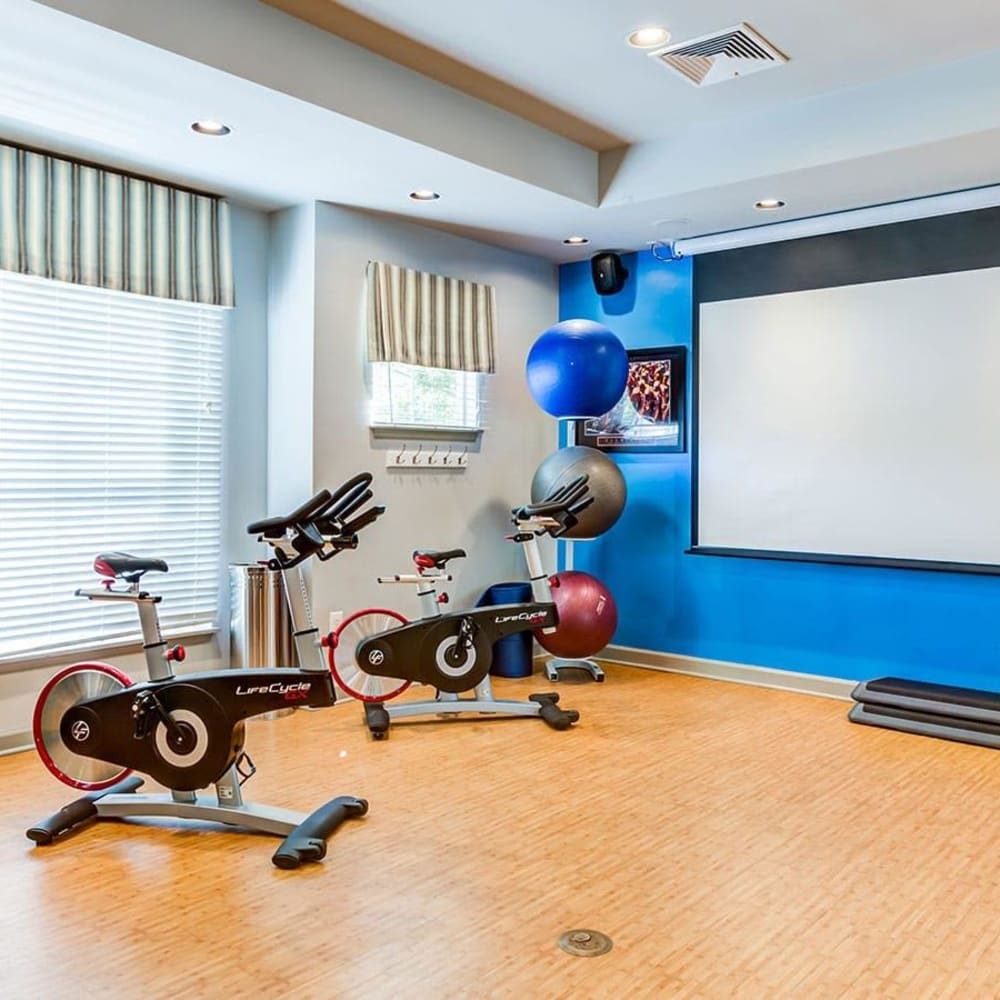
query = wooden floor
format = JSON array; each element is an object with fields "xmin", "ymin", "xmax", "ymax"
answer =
[{"xmin": 1, "ymin": 665, "xmax": 998, "ymax": 999}]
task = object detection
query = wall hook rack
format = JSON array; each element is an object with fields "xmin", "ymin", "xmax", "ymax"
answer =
[{"xmin": 386, "ymin": 442, "xmax": 468, "ymax": 470}]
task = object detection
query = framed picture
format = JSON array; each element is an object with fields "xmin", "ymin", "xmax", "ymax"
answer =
[{"xmin": 575, "ymin": 346, "xmax": 687, "ymax": 454}]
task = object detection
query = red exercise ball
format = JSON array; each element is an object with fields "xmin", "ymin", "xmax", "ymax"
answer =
[{"xmin": 535, "ymin": 571, "xmax": 617, "ymax": 659}]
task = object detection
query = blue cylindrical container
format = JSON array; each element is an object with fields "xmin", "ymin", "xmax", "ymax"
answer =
[{"xmin": 477, "ymin": 581, "xmax": 534, "ymax": 678}]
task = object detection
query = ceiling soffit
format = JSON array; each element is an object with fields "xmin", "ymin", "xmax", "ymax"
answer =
[{"xmin": 262, "ymin": 0, "xmax": 624, "ymax": 152}]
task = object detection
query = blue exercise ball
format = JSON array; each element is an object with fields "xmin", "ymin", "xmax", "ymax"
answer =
[{"xmin": 526, "ymin": 319, "xmax": 628, "ymax": 419}]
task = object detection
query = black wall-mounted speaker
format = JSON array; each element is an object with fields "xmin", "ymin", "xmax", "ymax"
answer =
[{"xmin": 590, "ymin": 251, "xmax": 629, "ymax": 296}]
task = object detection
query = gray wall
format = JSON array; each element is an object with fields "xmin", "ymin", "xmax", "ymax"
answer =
[
  {"xmin": 226, "ymin": 204, "xmax": 272, "ymax": 562},
  {"xmin": 307, "ymin": 203, "xmax": 558, "ymax": 626},
  {"xmin": 267, "ymin": 205, "xmax": 316, "ymax": 514},
  {"xmin": 2, "ymin": 200, "xmax": 557, "ymax": 744}
]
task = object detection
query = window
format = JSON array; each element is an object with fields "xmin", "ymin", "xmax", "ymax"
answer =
[
  {"xmin": 0, "ymin": 271, "xmax": 224, "ymax": 662},
  {"xmin": 370, "ymin": 361, "xmax": 483, "ymax": 430}
]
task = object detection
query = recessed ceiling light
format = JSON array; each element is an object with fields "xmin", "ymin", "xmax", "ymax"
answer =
[
  {"xmin": 190, "ymin": 120, "xmax": 231, "ymax": 136},
  {"xmin": 409, "ymin": 190, "xmax": 440, "ymax": 201},
  {"xmin": 563, "ymin": 236, "xmax": 590, "ymax": 245},
  {"xmin": 627, "ymin": 26, "xmax": 671, "ymax": 49},
  {"xmin": 755, "ymin": 198, "xmax": 786, "ymax": 210}
]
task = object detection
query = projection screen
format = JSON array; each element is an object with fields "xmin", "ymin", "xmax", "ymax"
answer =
[{"xmin": 695, "ymin": 266, "xmax": 1000, "ymax": 569}]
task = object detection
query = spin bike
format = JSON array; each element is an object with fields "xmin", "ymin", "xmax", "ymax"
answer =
[
  {"xmin": 28, "ymin": 473, "xmax": 384, "ymax": 869},
  {"xmin": 327, "ymin": 477, "xmax": 592, "ymax": 738}
]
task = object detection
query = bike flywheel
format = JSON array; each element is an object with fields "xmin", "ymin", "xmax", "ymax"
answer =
[
  {"xmin": 329, "ymin": 608, "xmax": 411, "ymax": 703},
  {"xmin": 33, "ymin": 662, "xmax": 135, "ymax": 790}
]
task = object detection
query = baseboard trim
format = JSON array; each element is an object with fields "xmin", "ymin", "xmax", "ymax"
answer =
[
  {"xmin": 599, "ymin": 644, "xmax": 855, "ymax": 702},
  {"xmin": 0, "ymin": 731, "xmax": 32, "ymax": 756},
  {"xmin": 0, "ymin": 655, "xmax": 850, "ymax": 754}
]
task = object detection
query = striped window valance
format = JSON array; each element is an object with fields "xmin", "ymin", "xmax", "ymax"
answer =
[
  {"xmin": 366, "ymin": 260, "xmax": 496, "ymax": 374},
  {"xmin": 0, "ymin": 142, "xmax": 233, "ymax": 307}
]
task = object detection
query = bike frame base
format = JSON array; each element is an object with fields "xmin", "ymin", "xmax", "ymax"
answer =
[
  {"xmin": 95, "ymin": 792, "xmax": 305, "ymax": 834},
  {"xmin": 544, "ymin": 657, "xmax": 605, "ymax": 683},
  {"xmin": 27, "ymin": 772, "xmax": 368, "ymax": 869},
  {"xmin": 363, "ymin": 676, "xmax": 579, "ymax": 737}
]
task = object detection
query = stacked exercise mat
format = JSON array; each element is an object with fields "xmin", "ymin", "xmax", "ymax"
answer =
[{"xmin": 849, "ymin": 677, "xmax": 1000, "ymax": 749}]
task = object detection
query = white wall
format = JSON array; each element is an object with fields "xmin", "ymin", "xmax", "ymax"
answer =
[
  {"xmin": 0, "ymin": 203, "xmax": 271, "ymax": 746},
  {"xmin": 308, "ymin": 204, "xmax": 557, "ymax": 625},
  {"xmin": 266, "ymin": 205, "xmax": 316, "ymax": 513}
]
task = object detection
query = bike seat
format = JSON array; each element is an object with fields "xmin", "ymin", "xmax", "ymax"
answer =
[
  {"xmin": 94, "ymin": 552, "xmax": 169, "ymax": 580},
  {"xmin": 413, "ymin": 548, "xmax": 466, "ymax": 570}
]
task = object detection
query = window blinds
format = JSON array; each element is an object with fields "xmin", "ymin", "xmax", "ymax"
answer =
[{"xmin": 0, "ymin": 270, "xmax": 224, "ymax": 661}]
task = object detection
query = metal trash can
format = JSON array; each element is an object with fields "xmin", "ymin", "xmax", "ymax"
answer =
[{"xmin": 230, "ymin": 564, "xmax": 298, "ymax": 718}]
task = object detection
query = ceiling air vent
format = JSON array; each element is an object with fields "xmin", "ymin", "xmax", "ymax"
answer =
[{"xmin": 651, "ymin": 23, "xmax": 787, "ymax": 87}]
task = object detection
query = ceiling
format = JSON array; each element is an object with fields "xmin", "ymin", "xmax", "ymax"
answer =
[
  {"xmin": 3, "ymin": 0, "xmax": 1000, "ymax": 261},
  {"xmin": 316, "ymin": 0, "xmax": 1000, "ymax": 145}
]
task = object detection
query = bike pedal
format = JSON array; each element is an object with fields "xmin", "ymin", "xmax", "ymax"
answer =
[{"xmin": 235, "ymin": 751, "xmax": 257, "ymax": 785}]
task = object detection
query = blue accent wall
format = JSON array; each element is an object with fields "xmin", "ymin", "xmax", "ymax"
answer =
[{"xmin": 559, "ymin": 251, "xmax": 1000, "ymax": 688}]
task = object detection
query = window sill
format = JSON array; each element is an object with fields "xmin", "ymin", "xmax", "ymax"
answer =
[
  {"xmin": 370, "ymin": 424, "xmax": 483, "ymax": 443},
  {"xmin": 0, "ymin": 625, "xmax": 218, "ymax": 675}
]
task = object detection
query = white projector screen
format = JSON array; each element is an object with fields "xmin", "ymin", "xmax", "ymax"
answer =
[{"xmin": 696, "ymin": 266, "xmax": 1000, "ymax": 568}]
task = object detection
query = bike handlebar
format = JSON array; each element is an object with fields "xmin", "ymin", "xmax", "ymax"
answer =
[
  {"xmin": 246, "ymin": 488, "xmax": 333, "ymax": 537},
  {"xmin": 246, "ymin": 473, "xmax": 384, "ymax": 571},
  {"xmin": 511, "ymin": 475, "xmax": 592, "ymax": 527},
  {"xmin": 315, "ymin": 472, "xmax": 374, "ymax": 528},
  {"xmin": 339, "ymin": 505, "xmax": 386, "ymax": 536}
]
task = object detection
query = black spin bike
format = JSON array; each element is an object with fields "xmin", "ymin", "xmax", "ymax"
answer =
[
  {"xmin": 327, "ymin": 477, "xmax": 592, "ymax": 738},
  {"xmin": 28, "ymin": 473, "xmax": 383, "ymax": 869}
]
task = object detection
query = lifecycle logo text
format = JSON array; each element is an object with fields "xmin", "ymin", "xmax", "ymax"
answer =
[
  {"xmin": 493, "ymin": 610, "xmax": 548, "ymax": 624},
  {"xmin": 235, "ymin": 681, "xmax": 312, "ymax": 702}
]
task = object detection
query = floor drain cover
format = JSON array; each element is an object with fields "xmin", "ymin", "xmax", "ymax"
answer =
[{"xmin": 558, "ymin": 929, "xmax": 613, "ymax": 957}]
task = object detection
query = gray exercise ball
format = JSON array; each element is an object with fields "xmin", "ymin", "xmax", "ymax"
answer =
[{"xmin": 530, "ymin": 446, "xmax": 627, "ymax": 539}]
